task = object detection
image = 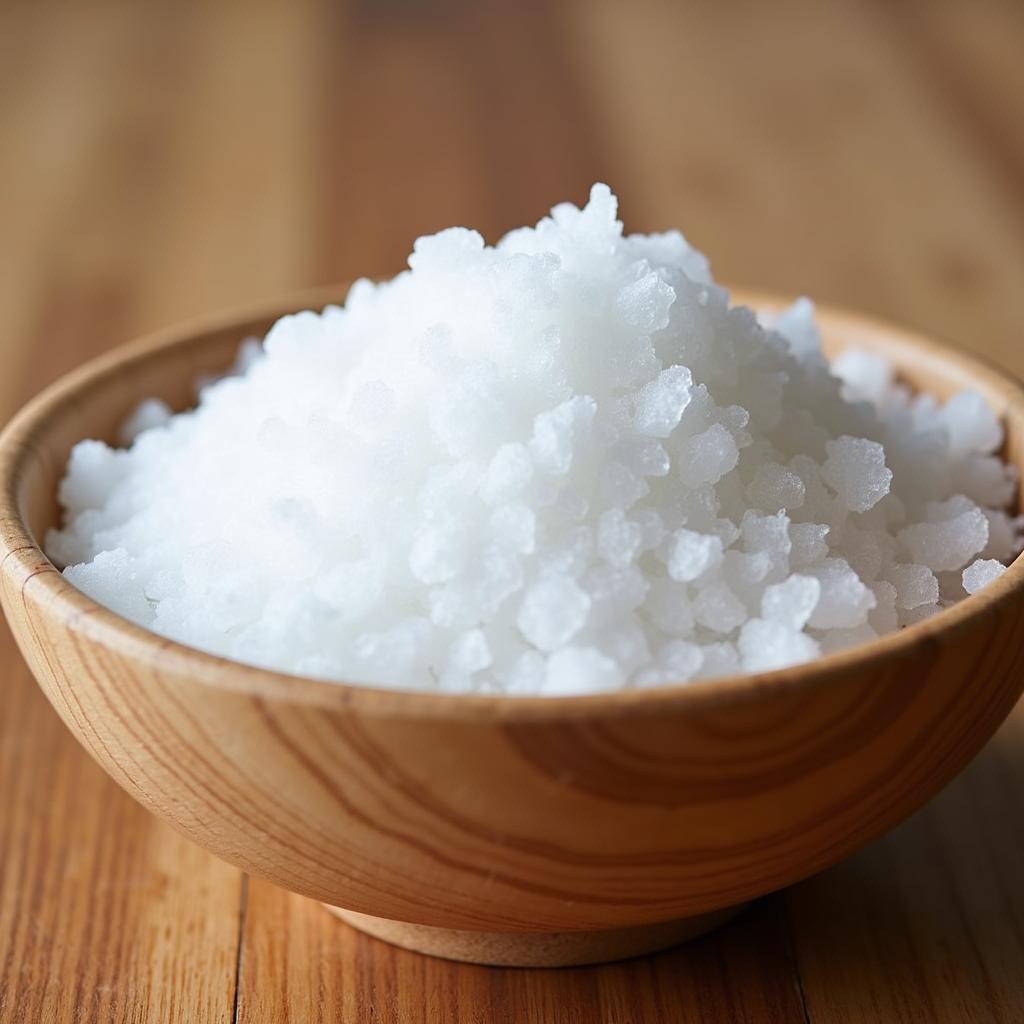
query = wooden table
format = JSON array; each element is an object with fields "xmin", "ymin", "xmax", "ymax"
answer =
[{"xmin": 2, "ymin": 1, "xmax": 1023, "ymax": 1020}]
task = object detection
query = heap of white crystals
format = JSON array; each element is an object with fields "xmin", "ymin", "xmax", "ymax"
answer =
[{"xmin": 48, "ymin": 186, "xmax": 1022, "ymax": 694}]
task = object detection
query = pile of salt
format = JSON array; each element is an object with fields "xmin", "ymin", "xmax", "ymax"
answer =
[{"xmin": 48, "ymin": 185, "xmax": 1022, "ymax": 694}]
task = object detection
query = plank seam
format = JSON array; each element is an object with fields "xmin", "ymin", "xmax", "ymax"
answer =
[
  {"xmin": 231, "ymin": 874, "xmax": 249, "ymax": 1024},
  {"xmin": 781, "ymin": 895, "xmax": 813, "ymax": 1024}
]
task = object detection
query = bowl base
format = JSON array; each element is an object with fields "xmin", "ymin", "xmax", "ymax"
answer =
[{"xmin": 323, "ymin": 904, "xmax": 745, "ymax": 967}]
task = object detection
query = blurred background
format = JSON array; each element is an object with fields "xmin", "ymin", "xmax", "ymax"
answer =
[
  {"xmin": 2, "ymin": 1, "xmax": 1024, "ymax": 1021},
  {"xmin": 3, "ymin": 0, "xmax": 1022, "ymax": 389}
]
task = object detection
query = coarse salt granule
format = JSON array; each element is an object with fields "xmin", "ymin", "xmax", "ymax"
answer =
[
  {"xmin": 48, "ymin": 185, "xmax": 1023, "ymax": 694},
  {"xmin": 962, "ymin": 558, "xmax": 1006, "ymax": 595}
]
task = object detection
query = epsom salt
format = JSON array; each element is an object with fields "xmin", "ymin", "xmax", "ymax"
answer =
[{"xmin": 47, "ymin": 185, "xmax": 1022, "ymax": 694}]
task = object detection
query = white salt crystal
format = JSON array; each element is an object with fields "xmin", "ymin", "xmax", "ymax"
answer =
[
  {"xmin": 350, "ymin": 622, "xmax": 429, "ymax": 684},
  {"xmin": 962, "ymin": 558, "xmax": 1006, "ymax": 595},
  {"xmin": 119, "ymin": 398, "xmax": 173, "ymax": 445},
  {"xmin": 666, "ymin": 528, "xmax": 724, "ymax": 582},
  {"xmin": 448, "ymin": 629, "xmax": 492, "ymax": 675},
  {"xmin": 748, "ymin": 462, "xmax": 806, "ymax": 512},
  {"xmin": 982, "ymin": 510, "xmax": 1024, "ymax": 562},
  {"xmin": 476, "ymin": 546, "xmax": 526, "ymax": 613},
  {"xmin": 694, "ymin": 641, "xmax": 740, "ymax": 679},
  {"xmin": 481, "ymin": 443, "xmax": 534, "ymax": 505},
  {"xmin": 789, "ymin": 523, "xmax": 830, "ymax": 569},
  {"xmin": 58, "ymin": 440, "xmax": 129, "ymax": 510},
  {"xmin": 634, "ymin": 640, "xmax": 703, "ymax": 687},
  {"xmin": 831, "ymin": 349, "xmax": 892, "ymax": 406},
  {"xmin": 645, "ymin": 577, "xmax": 695, "ymax": 636},
  {"xmin": 806, "ymin": 558, "xmax": 876, "ymax": 629},
  {"xmin": 677, "ymin": 423, "xmax": 739, "ymax": 486},
  {"xmin": 584, "ymin": 565, "xmax": 649, "ymax": 624},
  {"xmin": 887, "ymin": 564, "xmax": 939, "ymax": 610},
  {"xmin": 633, "ymin": 508, "xmax": 667, "ymax": 552},
  {"xmin": 430, "ymin": 362, "xmax": 512, "ymax": 458},
  {"xmin": 722, "ymin": 550, "xmax": 772, "ymax": 597},
  {"xmin": 954, "ymin": 455, "xmax": 1017, "ymax": 509},
  {"xmin": 942, "ymin": 392, "xmax": 1003, "ymax": 458},
  {"xmin": 530, "ymin": 396, "xmax": 596, "ymax": 475},
  {"xmin": 741, "ymin": 511, "xmax": 792, "ymax": 580},
  {"xmin": 617, "ymin": 272, "xmax": 677, "ymax": 333},
  {"xmin": 620, "ymin": 436, "xmax": 671, "ymax": 478},
  {"xmin": 517, "ymin": 576, "xmax": 590, "ymax": 651},
  {"xmin": 771, "ymin": 298, "xmax": 822, "ymax": 362},
  {"xmin": 544, "ymin": 646, "xmax": 625, "ymax": 695},
  {"xmin": 539, "ymin": 525, "xmax": 592, "ymax": 579},
  {"xmin": 409, "ymin": 520, "xmax": 467, "ymax": 584},
  {"xmin": 499, "ymin": 650, "xmax": 546, "ymax": 694},
  {"xmin": 902, "ymin": 603, "xmax": 942, "ymax": 626},
  {"xmin": 349, "ymin": 380, "xmax": 395, "ymax": 429},
  {"xmin": 761, "ymin": 574, "xmax": 821, "ymax": 631},
  {"xmin": 417, "ymin": 324, "xmax": 456, "ymax": 371},
  {"xmin": 488, "ymin": 503, "xmax": 536, "ymax": 555},
  {"xmin": 868, "ymin": 580, "xmax": 899, "ymax": 634},
  {"xmin": 837, "ymin": 523, "xmax": 886, "ymax": 581},
  {"xmin": 409, "ymin": 226, "xmax": 485, "ymax": 271},
  {"xmin": 899, "ymin": 500, "xmax": 989, "ymax": 571},
  {"xmin": 739, "ymin": 618, "xmax": 820, "ymax": 672},
  {"xmin": 822, "ymin": 436, "xmax": 892, "ymax": 512},
  {"xmin": 599, "ymin": 462, "xmax": 649, "ymax": 509},
  {"xmin": 635, "ymin": 366, "xmax": 692, "ymax": 438},
  {"xmin": 656, "ymin": 639, "xmax": 703, "ymax": 677},
  {"xmin": 48, "ymin": 184, "xmax": 1017, "ymax": 695},
  {"xmin": 597, "ymin": 620, "xmax": 651, "ymax": 675},
  {"xmin": 694, "ymin": 582, "xmax": 748, "ymax": 634},
  {"xmin": 315, "ymin": 559, "xmax": 385, "ymax": 621},
  {"xmin": 819, "ymin": 623, "xmax": 879, "ymax": 654},
  {"xmin": 65, "ymin": 548, "xmax": 151, "ymax": 624},
  {"xmin": 597, "ymin": 509, "xmax": 644, "ymax": 568}
]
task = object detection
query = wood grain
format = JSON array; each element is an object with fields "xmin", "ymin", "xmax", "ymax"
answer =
[
  {"xmin": 238, "ymin": 883, "xmax": 806, "ymax": 1024},
  {"xmin": 787, "ymin": 716, "xmax": 1024, "ymax": 1024},
  {"xmin": 0, "ymin": 628, "xmax": 242, "ymax": 1024},
  {"xmin": 1, "ymin": 0, "xmax": 1023, "ymax": 1018},
  {"xmin": 566, "ymin": 0, "xmax": 1024, "ymax": 367}
]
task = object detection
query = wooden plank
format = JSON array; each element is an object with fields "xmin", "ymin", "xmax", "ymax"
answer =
[
  {"xmin": 0, "ymin": 646, "xmax": 243, "ymax": 1024},
  {"xmin": 0, "ymin": 2, "xmax": 139, "ymax": 407},
  {"xmin": 778, "ymin": 5, "xmax": 1024, "ymax": 1015},
  {"xmin": 132, "ymin": 0, "xmax": 321, "ymax": 327},
  {"xmin": 237, "ymin": 881, "xmax": 807, "ymax": 1024},
  {"xmin": 786, "ymin": 705, "xmax": 1024, "ymax": 1024},
  {"xmin": 890, "ymin": 0, "xmax": 1024, "ymax": 226},
  {"xmin": 562, "ymin": 0, "xmax": 1024, "ymax": 366},
  {"xmin": 314, "ymin": 0, "xmax": 624, "ymax": 285},
  {"xmin": 0, "ymin": 1, "xmax": 302, "ymax": 1021}
]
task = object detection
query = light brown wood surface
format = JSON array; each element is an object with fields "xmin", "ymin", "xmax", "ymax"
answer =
[{"xmin": 1, "ymin": 0, "xmax": 1023, "ymax": 1020}]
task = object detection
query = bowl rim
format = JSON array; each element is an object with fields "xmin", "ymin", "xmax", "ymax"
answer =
[{"xmin": 2, "ymin": 285, "xmax": 1023, "ymax": 722}]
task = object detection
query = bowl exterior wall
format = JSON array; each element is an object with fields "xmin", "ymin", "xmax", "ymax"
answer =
[{"xmin": 4, "ymin": 557, "xmax": 1023, "ymax": 932}]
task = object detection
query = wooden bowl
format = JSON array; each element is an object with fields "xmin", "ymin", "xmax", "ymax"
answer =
[{"xmin": 2, "ymin": 288, "xmax": 1024, "ymax": 968}]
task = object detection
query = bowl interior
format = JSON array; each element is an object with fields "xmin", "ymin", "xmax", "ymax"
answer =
[
  {"xmin": 14, "ymin": 292, "xmax": 346, "ymax": 547},
  {"xmin": 4, "ymin": 287, "xmax": 1024, "ymax": 714}
]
